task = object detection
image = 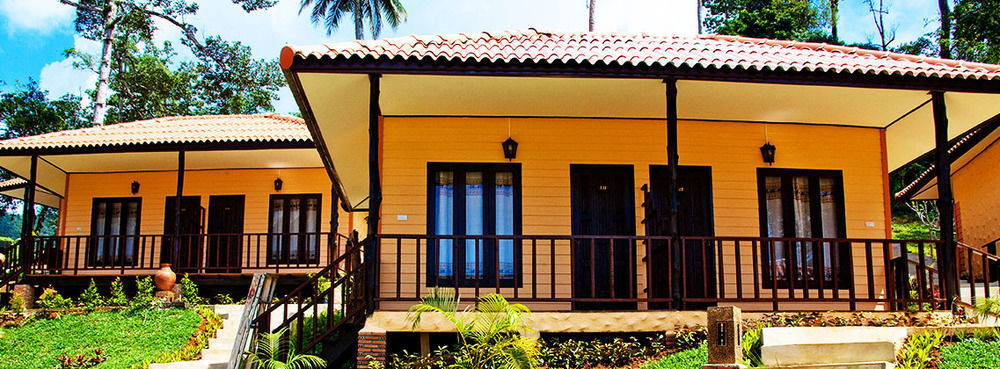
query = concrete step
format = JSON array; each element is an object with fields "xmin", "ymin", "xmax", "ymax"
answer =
[
  {"xmin": 770, "ymin": 362, "xmax": 894, "ymax": 369},
  {"xmin": 762, "ymin": 327, "xmax": 908, "ymax": 367}
]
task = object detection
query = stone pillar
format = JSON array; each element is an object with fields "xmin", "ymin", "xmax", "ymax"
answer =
[
  {"xmin": 704, "ymin": 306, "xmax": 746, "ymax": 369},
  {"xmin": 357, "ymin": 327, "xmax": 387, "ymax": 369}
]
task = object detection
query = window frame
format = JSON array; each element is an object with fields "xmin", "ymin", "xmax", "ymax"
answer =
[
  {"xmin": 266, "ymin": 193, "xmax": 323, "ymax": 265},
  {"xmin": 756, "ymin": 168, "xmax": 850, "ymax": 288},
  {"xmin": 426, "ymin": 162, "xmax": 523, "ymax": 288},
  {"xmin": 88, "ymin": 197, "xmax": 143, "ymax": 267}
]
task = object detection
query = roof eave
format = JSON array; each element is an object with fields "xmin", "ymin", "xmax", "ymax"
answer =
[{"xmin": 0, "ymin": 140, "xmax": 315, "ymax": 156}]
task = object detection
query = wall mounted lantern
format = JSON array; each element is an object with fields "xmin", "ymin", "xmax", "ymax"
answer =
[
  {"xmin": 274, "ymin": 178, "xmax": 283, "ymax": 191},
  {"xmin": 502, "ymin": 137, "xmax": 519, "ymax": 160},
  {"xmin": 130, "ymin": 181, "xmax": 140, "ymax": 194},
  {"xmin": 759, "ymin": 142, "xmax": 776, "ymax": 165}
]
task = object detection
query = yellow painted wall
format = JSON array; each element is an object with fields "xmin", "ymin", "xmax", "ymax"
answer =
[
  {"xmin": 59, "ymin": 167, "xmax": 346, "ymax": 273},
  {"xmin": 377, "ymin": 117, "xmax": 891, "ymax": 311},
  {"xmin": 952, "ymin": 140, "xmax": 1000, "ymax": 249}
]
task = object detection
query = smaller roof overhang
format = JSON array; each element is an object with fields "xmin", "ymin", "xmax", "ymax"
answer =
[
  {"xmin": 0, "ymin": 114, "xmax": 322, "ymax": 205},
  {"xmin": 0, "ymin": 178, "xmax": 61, "ymax": 208},
  {"xmin": 896, "ymin": 115, "xmax": 1000, "ymax": 201}
]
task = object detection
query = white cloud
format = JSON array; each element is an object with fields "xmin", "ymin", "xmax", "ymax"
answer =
[
  {"xmin": 0, "ymin": 0, "xmax": 75, "ymax": 34},
  {"xmin": 38, "ymin": 35, "xmax": 98, "ymax": 101}
]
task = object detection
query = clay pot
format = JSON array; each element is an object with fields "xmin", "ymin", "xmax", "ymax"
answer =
[{"xmin": 154, "ymin": 264, "xmax": 177, "ymax": 291}]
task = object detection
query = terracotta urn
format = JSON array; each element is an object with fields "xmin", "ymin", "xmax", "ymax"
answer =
[{"xmin": 154, "ymin": 264, "xmax": 177, "ymax": 291}]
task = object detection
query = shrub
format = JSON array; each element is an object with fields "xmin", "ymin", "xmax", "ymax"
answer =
[
  {"xmin": 539, "ymin": 334, "xmax": 668, "ymax": 369},
  {"xmin": 290, "ymin": 311, "xmax": 344, "ymax": 355},
  {"xmin": 898, "ymin": 330, "xmax": 945, "ymax": 369},
  {"xmin": 938, "ymin": 338, "xmax": 1000, "ymax": 369},
  {"xmin": 640, "ymin": 344, "xmax": 707, "ymax": 369},
  {"xmin": 79, "ymin": 279, "xmax": 104, "ymax": 309},
  {"xmin": 107, "ymin": 278, "xmax": 128, "ymax": 307},
  {"xmin": 675, "ymin": 328, "xmax": 707, "ymax": 350},
  {"xmin": 212, "ymin": 294, "xmax": 234, "ymax": 305},
  {"xmin": 179, "ymin": 274, "xmax": 205, "ymax": 305},
  {"xmin": 37, "ymin": 288, "xmax": 73, "ymax": 310},
  {"xmin": 742, "ymin": 324, "xmax": 767, "ymax": 367},
  {"xmin": 131, "ymin": 276, "xmax": 156, "ymax": 309},
  {"xmin": 143, "ymin": 306, "xmax": 223, "ymax": 365},
  {"xmin": 8, "ymin": 293, "xmax": 25, "ymax": 313}
]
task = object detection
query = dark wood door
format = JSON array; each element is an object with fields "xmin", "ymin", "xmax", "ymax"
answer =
[
  {"xmin": 570, "ymin": 165, "xmax": 636, "ymax": 311},
  {"xmin": 648, "ymin": 166, "xmax": 716, "ymax": 309},
  {"xmin": 206, "ymin": 195, "xmax": 245, "ymax": 272},
  {"xmin": 163, "ymin": 196, "xmax": 203, "ymax": 273}
]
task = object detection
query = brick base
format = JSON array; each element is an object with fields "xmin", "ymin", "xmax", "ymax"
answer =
[
  {"xmin": 11, "ymin": 284, "xmax": 34, "ymax": 310},
  {"xmin": 357, "ymin": 330, "xmax": 387, "ymax": 369}
]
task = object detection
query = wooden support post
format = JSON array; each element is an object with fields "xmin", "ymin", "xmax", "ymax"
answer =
[
  {"xmin": 366, "ymin": 73, "xmax": 382, "ymax": 313},
  {"xmin": 932, "ymin": 91, "xmax": 958, "ymax": 309},
  {"xmin": 20, "ymin": 155, "xmax": 38, "ymax": 271},
  {"xmin": 172, "ymin": 150, "xmax": 185, "ymax": 267},
  {"xmin": 664, "ymin": 79, "xmax": 681, "ymax": 306}
]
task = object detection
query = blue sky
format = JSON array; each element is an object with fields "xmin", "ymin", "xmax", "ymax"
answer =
[{"xmin": 0, "ymin": 0, "xmax": 947, "ymax": 115}]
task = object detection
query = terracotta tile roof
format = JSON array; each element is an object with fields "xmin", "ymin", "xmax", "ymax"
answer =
[
  {"xmin": 282, "ymin": 29, "xmax": 1000, "ymax": 80},
  {"xmin": 0, "ymin": 114, "xmax": 311, "ymax": 152}
]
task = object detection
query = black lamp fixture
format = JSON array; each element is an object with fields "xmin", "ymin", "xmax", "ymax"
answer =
[
  {"xmin": 502, "ymin": 137, "xmax": 519, "ymax": 160},
  {"xmin": 760, "ymin": 142, "xmax": 776, "ymax": 165},
  {"xmin": 274, "ymin": 178, "xmax": 283, "ymax": 191},
  {"xmin": 130, "ymin": 181, "xmax": 140, "ymax": 194}
]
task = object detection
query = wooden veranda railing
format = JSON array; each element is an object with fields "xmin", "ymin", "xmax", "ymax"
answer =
[
  {"xmin": 25, "ymin": 232, "xmax": 348, "ymax": 275},
  {"xmin": 374, "ymin": 234, "xmax": 948, "ymax": 312}
]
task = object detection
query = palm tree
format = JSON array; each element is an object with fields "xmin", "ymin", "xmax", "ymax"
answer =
[
  {"xmin": 409, "ymin": 290, "xmax": 540, "ymax": 369},
  {"xmin": 240, "ymin": 328, "xmax": 326, "ymax": 369},
  {"xmin": 299, "ymin": 0, "xmax": 406, "ymax": 40},
  {"xmin": 938, "ymin": 0, "xmax": 951, "ymax": 59}
]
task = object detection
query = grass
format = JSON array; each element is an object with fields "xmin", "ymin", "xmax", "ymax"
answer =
[
  {"xmin": 938, "ymin": 338, "xmax": 1000, "ymax": 369},
  {"xmin": 892, "ymin": 221, "xmax": 933, "ymax": 241},
  {"xmin": 0, "ymin": 309, "xmax": 202, "ymax": 369},
  {"xmin": 639, "ymin": 345, "xmax": 707, "ymax": 369}
]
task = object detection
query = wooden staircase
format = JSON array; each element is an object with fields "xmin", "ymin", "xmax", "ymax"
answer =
[{"xmin": 245, "ymin": 232, "xmax": 371, "ymax": 369}]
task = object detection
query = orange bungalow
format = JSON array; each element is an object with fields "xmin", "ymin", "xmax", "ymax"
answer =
[
  {"xmin": 0, "ymin": 114, "xmax": 350, "ymax": 291},
  {"xmin": 250, "ymin": 30, "xmax": 1000, "ymax": 362}
]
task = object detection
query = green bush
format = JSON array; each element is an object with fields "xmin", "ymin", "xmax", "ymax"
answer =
[
  {"xmin": 640, "ymin": 345, "xmax": 707, "ymax": 369},
  {"xmin": 290, "ymin": 311, "xmax": 344, "ymax": 355},
  {"xmin": 539, "ymin": 334, "xmax": 668, "ymax": 369},
  {"xmin": 79, "ymin": 279, "xmax": 104, "ymax": 309},
  {"xmin": 675, "ymin": 328, "xmax": 707, "ymax": 350},
  {"xmin": 107, "ymin": 278, "xmax": 128, "ymax": 307},
  {"xmin": 37, "ymin": 288, "xmax": 73, "ymax": 310},
  {"xmin": 130, "ymin": 276, "xmax": 156, "ymax": 309},
  {"xmin": 212, "ymin": 294, "xmax": 234, "ymax": 305},
  {"xmin": 938, "ymin": 338, "xmax": 1000, "ymax": 369},
  {"xmin": 898, "ymin": 330, "xmax": 944, "ymax": 369},
  {"xmin": 742, "ymin": 325, "xmax": 766, "ymax": 367},
  {"xmin": 9, "ymin": 292, "xmax": 25, "ymax": 313},
  {"xmin": 178, "ymin": 274, "xmax": 205, "ymax": 305}
]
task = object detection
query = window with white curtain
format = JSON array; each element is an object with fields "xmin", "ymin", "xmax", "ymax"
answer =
[
  {"xmin": 90, "ymin": 198, "xmax": 141, "ymax": 266},
  {"xmin": 268, "ymin": 194, "xmax": 321, "ymax": 264}
]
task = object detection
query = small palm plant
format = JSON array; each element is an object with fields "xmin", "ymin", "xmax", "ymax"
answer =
[
  {"xmin": 408, "ymin": 289, "xmax": 540, "ymax": 369},
  {"xmin": 240, "ymin": 328, "xmax": 327, "ymax": 369},
  {"xmin": 974, "ymin": 297, "xmax": 1000, "ymax": 320}
]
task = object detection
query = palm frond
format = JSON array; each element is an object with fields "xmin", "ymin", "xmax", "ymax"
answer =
[{"xmin": 974, "ymin": 297, "xmax": 1000, "ymax": 320}]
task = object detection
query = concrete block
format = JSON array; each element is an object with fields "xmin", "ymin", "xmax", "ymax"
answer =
[{"xmin": 762, "ymin": 342, "xmax": 897, "ymax": 367}]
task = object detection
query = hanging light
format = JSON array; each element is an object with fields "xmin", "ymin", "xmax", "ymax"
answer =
[
  {"xmin": 130, "ymin": 181, "xmax": 140, "ymax": 194},
  {"xmin": 760, "ymin": 142, "xmax": 776, "ymax": 165},
  {"xmin": 274, "ymin": 178, "xmax": 283, "ymax": 191},
  {"xmin": 502, "ymin": 137, "xmax": 519, "ymax": 160}
]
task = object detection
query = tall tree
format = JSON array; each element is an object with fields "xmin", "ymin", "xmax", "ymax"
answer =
[
  {"xmin": 589, "ymin": 0, "xmax": 596, "ymax": 32},
  {"xmin": 829, "ymin": 0, "xmax": 838, "ymax": 40},
  {"xmin": 299, "ymin": 0, "xmax": 407, "ymax": 40},
  {"xmin": 58, "ymin": 0, "xmax": 279, "ymax": 126},
  {"xmin": 864, "ymin": 0, "xmax": 896, "ymax": 51},
  {"xmin": 938, "ymin": 0, "xmax": 952, "ymax": 59},
  {"xmin": 952, "ymin": 0, "xmax": 1000, "ymax": 64},
  {"xmin": 702, "ymin": 0, "xmax": 829, "ymax": 41}
]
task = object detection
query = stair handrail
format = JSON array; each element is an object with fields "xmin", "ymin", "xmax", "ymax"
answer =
[{"xmin": 250, "ymin": 232, "xmax": 369, "ymax": 355}]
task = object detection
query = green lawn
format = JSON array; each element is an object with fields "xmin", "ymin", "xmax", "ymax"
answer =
[
  {"xmin": 938, "ymin": 338, "xmax": 1000, "ymax": 369},
  {"xmin": 0, "ymin": 309, "xmax": 202, "ymax": 369}
]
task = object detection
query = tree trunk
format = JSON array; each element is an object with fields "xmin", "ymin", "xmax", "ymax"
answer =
[
  {"xmin": 831, "ymin": 0, "xmax": 839, "ymax": 40},
  {"xmin": 696, "ymin": 0, "xmax": 702, "ymax": 34},
  {"xmin": 354, "ymin": 1, "xmax": 364, "ymax": 40},
  {"xmin": 588, "ymin": 0, "xmax": 596, "ymax": 32},
  {"xmin": 938, "ymin": 0, "xmax": 951, "ymax": 59},
  {"xmin": 92, "ymin": 0, "xmax": 117, "ymax": 126}
]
